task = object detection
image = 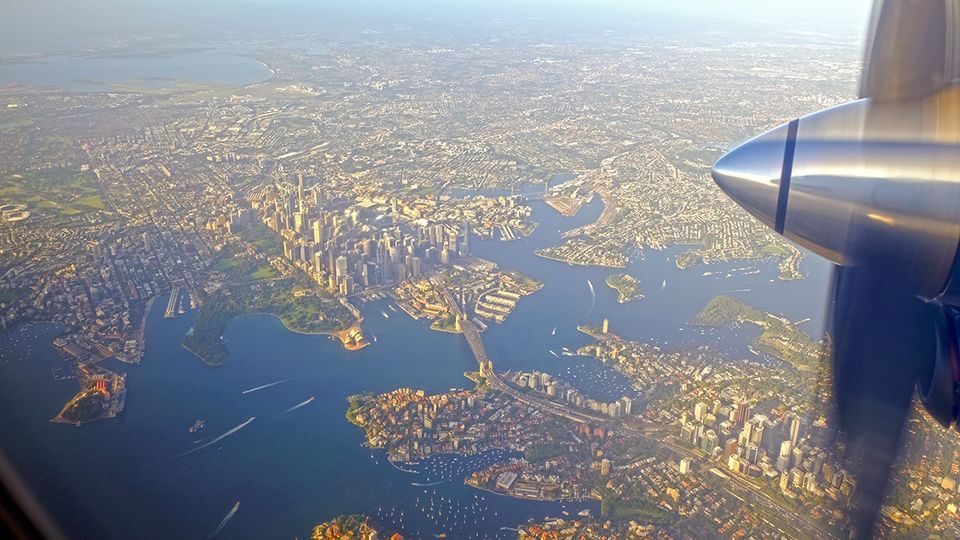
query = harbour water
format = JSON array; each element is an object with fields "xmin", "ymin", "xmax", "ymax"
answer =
[
  {"xmin": 0, "ymin": 197, "xmax": 832, "ymax": 539},
  {"xmin": 0, "ymin": 45, "xmax": 273, "ymax": 92}
]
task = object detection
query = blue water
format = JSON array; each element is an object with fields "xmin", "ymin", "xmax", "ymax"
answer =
[
  {"xmin": 0, "ymin": 45, "xmax": 272, "ymax": 91},
  {"xmin": 0, "ymin": 198, "xmax": 832, "ymax": 539}
]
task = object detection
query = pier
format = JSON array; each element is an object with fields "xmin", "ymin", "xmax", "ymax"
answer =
[{"xmin": 164, "ymin": 287, "xmax": 181, "ymax": 319}]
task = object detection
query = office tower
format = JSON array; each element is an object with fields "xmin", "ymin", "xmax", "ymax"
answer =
[
  {"xmin": 363, "ymin": 239, "xmax": 376, "ymax": 259},
  {"xmin": 789, "ymin": 414, "xmax": 804, "ymax": 445},
  {"xmin": 313, "ymin": 220, "xmax": 324, "ymax": 244},
  {"xmin": 335, "ymin": 255, "xmax": 349, "ymax": 281},
  {"xmin": 746, "ymin": 443, "xmax": 760, "ymax": 464},
  {"xmin": 792, "ymin": 446, "xmax": 804, "ymax": 469},
  {"xmin": 723, "ymin": 438, "xmax": 738, "ymax": 460},
  {"xmin": 739, "ymin": 422, "xmax": 753, "ymax": 447},
  {"xmin": 327, "ymin": 250, "xmax": 337, "ymax": 276},
  {"xmin": 779, "ymin": 440, "xmax": 792, "ymax": 459},
  {"xmin": 749, "ymin": 418, "xmax": 765, "ymax": 447},
  {"xmin": 297, "ymin": 172, "xmax": 305, "ymax": 207},
  {"xmin": 702, "ymin": 430, "xmax": 718, "ymax": 453},
  {"xmin": 694, "ymin": 402, "xmax": 707, "ymax": 422},
  {"xmin": 342, "ymin": 275, "xmax": 354, "ymax": 296},
  {"xmin": 286, "ymin": 191, "xmax": 296, "ymax": 216},
  {"xmin": 734, "ymin": 401, "xmax": 751, "ymax": 426}
]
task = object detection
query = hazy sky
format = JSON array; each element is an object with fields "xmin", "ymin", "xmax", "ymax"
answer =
[{"xmin": 0, "ymin": 0, "xmax": 875, "ymax": 54}]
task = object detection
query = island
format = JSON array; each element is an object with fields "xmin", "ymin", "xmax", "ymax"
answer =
[
  {"xmin": 689, "ymin": 295, "xmax": 820, "ymax": 371},
  {"xmin": 605, "ymin": 273, "xmax": 643, "ymax": 303},
  {"xmin": 51, "ymin": 365, "xmax": 126, "ymax": 426}
]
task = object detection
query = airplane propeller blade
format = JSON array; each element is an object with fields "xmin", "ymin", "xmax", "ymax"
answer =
[{"xmin": 827, "ymin": 260, "xmax": 938, "ymax": 538}]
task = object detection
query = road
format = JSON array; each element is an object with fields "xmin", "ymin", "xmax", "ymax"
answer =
[
  {"xmin": 433, "ymin": 277, "xmax": 832, "ymax": 540},
  {"xmin": 433, "ymin": 276, "xmax": 611, "ymax": 425}
]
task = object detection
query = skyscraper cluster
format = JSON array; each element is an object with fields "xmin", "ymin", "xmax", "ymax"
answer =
[
  {"xmin": 680, "ymin": 398, "xmax": 856, "ymax": 500},
  {"xmin": 251, "ymin": 175, "xmax": 471, "ymax": 296}
]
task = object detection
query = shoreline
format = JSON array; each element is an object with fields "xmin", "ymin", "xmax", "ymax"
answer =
[
  {"xmin": 184, "ymin": 311, "xmax": 365, "ymax": 366},
  {"xmin": 532, "ymin": 250, "xmax": 626, "ymax": 270},
  {"xmin": 465, "ymin": 480, "xmax": 602, "ymax": 504}
]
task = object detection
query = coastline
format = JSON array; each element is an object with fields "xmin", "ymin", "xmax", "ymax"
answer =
[
  {"xmin": 183, "ymin": 311, "xmax": 365, "ymax": 366},
  {"xmin": 532, "ymin": 250, "xmax": 626, "ymax": 270},
  {"xmin": 465, "ymin": 480, "xmax": 602, "ymax": 504}
]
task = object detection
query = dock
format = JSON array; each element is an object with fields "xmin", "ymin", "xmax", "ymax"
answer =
[{"xmin": 164, "ymin": 287, "xmax": 181, "ymax": 318}]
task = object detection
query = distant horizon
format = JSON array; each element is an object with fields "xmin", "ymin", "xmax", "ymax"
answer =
[{"xmin": 1, "ymin": 0, "xmax": 872, "ymax": 55}]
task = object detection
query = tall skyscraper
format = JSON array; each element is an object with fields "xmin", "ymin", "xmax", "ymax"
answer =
[
  {"xmin": 313, "ymin": 220, "xmax": 324, "ymax": 244},
  {"xmin": 297, "ymin": 173, "xmax": 305, "ymax": 210},
  {"xmin": 734, "ymin": 401, "xmax": 751, "ymax": 426},
  {"xmin": 335, "ymin": 255, "xmax": 348, "ymax": 282}
]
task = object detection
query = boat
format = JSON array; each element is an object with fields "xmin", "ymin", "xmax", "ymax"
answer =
[
  {"xmin": 381, "ymin": 311, "xmax": 390, "ymax": 319},
  {"xmin": 189, "ymin": 419, "xmax": 206, "ymax": 433},
  {"xmin": 660, "ymin": 279, "xmax": 667, "ymax": 290}
]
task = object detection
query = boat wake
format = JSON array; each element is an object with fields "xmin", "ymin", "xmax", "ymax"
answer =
[
  {"xmin": 241, "ymin": 378, "xmax": 293, "ymax": 395},
  {"xmin": 158, "ymin": 417, "xmax": 256, "ymax": 464},
  {"xmin": 207, "ymin": 501, "xmax": 240, "ymax": 539},
  {"xmin": 583, "ymin": 280, "xmax": 596, "ymax": 317},
  {"xmin": 411, "ymin": 480, "xmax": 447, "ymax": 487},
  {"xmin": 278, "ymin": 396, "xmax": 315, "ymax": 416}
]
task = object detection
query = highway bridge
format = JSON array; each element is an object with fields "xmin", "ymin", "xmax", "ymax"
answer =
[
  {"xmin": 432, "ymin": 276, "xmax": 612, "ymax": 425},
  {"xmin": 433, "ymin": 277, "xmax": 832, "ymax": 540}
]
